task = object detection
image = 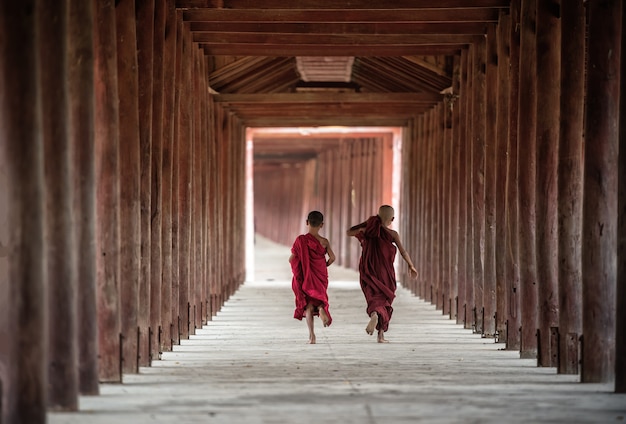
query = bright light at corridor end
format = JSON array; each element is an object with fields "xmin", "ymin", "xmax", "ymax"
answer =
[{"xmin": 244, "ymin": 126, "xmax": 404, "ymax": 282}]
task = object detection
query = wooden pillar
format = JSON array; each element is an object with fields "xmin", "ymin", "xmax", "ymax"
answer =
[
  {"xmin": 517, "ymin": 0, "xmax": 538, "ymax": 359},
  {"xmin": 178, "ymin": 27, "xmax": 192, "ymax": 340},
  {"xmin": 495, "ymin": 12, "xmax": 512, "ymax": 342},
  {"xmin": 0, "ymin": 2, "xmax": 47, "ymax": 422},
  {"xmin": 41, "ymin": 0, "xmax": 79, "ymax": 410},
  {"xmin": 505, "ymin": 0, "xmax": 522, "ymax": 351},
  {"xmin": 117, "ymin": 0, "xmax": 141, "ymax": 374},
  {"xmin": 151, "ymin": 0, "xmax": 165, "ymax": 357},
  {"xmin": 535, "ymin": 0, "xmax": 561, "ymax": 368},
  {"xmin": 449, "ymin": 58, "xmax": 461, "ymax": 319},
  {"xmin": 94, "ymin": 0, "xmax": 122, "ymax": 383},
  {"xmin": 617, "ymin": 0, "xmax": 626, "ymax": 393},
  {"xmin": 456, "ymin": 49, "xmax": 469, "ymax": 325},
  {"xmin": 582, "ymin": 0, "xmax": 621, "ymax": 383},
  {"xmin": 136, "ymin": 0, "xmax": 154, "ymax": 366},
  {"xmin": 464, "ymin": 47, "xmax": 475, "ymax": 329},
  {"xmin": 68, "ymin": 0, "xmax": 98, "ymax": 395},
  {"xmin": 484, "ymin": 24, "xmax": 498, "ymax": 338},
  {"xmin": 472, "ymin": 38, "xmax": 487, "ymax": 334},
  {"xmin": 558, "ymin": 0, "xmax": 585, "ymax": 375}
]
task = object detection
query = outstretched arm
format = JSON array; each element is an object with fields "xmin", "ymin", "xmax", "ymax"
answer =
[
  {"xmin": 346, "ymin": 221, "xmax": 366, "ymax": 236},
  {"xmin": 390, "ymin": 231, "xmax": 418, "ymax": 278}
]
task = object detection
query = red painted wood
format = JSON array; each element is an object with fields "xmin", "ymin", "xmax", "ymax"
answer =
[
  {"xmin": 581, "ymin": 0, "xmax": 621, "ymax": 383},
  {"xmin": 94, "ymin": 0, "xmax": 122, "ymax": 383},
  {"xmin": 517, "ymin": 0, "xmax": 538, "ymax": 359}
]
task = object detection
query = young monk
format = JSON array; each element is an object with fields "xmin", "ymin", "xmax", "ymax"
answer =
[
  {"xmin": 289, "ymin": 210, "xmax": 336, "ymax": 344},
  {"xmin": 347, "ymin": 205, "xmax": 418, "ymax": 343}
]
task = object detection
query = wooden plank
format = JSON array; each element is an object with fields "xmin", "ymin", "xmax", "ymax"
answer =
[
  {"xmin": 216, "ymin": 92, "xmax": 443, "ymax": 103},
  {"xmin": 178, "ymin": 0, "xmax": 510, "ymax": 9},
  {"xmin": 617, "ymin": 0, "xmax": 626, "ymax": 393},
  {"xmin": 190, "ymin": 21, "xmax": 489, "ymax": 35},
  {"xmin": 193, "ymin": 32, "xmax": 482, "ymax": 45},
  {"xmin": 183, "ymin": 9, "xmax": 501, "ymax": 23},
  {"xmin": 201, "ymin": 44, "xmax": 465, "ymax": 56}
]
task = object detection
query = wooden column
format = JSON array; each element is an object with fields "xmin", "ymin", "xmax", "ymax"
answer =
[
  {"xmin": 68, "ymin": 0, "xmax": 98, "ymax": 395},
  {"xmin": 151, "ymin": 0, "xmax": 165, "ymax": 357},
  {"xmin": 582, "ymin": 0, "xmax": 621, "ymax": 383},
  {"xmin": 617, "ymin": 0, "xmax": 626, "ymax": 393},
  {"xmin": 94, "ymin": 0, "xmax": 122, "ymax": 383},
  {"xmin": 464, "ymin": 47, "xmax": 475, "ymax": 329},
  {"xmin": 495, "ymin": 12, "xmax": 512, "ymax": 342},
  {"xmin": 558, "ymin": 0, "xmax": 585, "ymax": 375},
  {"xmin": 505, "ymin": 0, "xmax": 522, "ymax": 351},
  {"xmin": 449, "ymin": 57, "xmax": 461, "ymax": 319},
  {"xmin": 136, "ymin": 0, "xmax": 154, "ymax": 366},
  {"xmin": 117, "ymin": 0, "xmax": 141, "ymax": 374},
  {"xmin": 456, "ymin": 49, "xmax": 469, "ymax": 325},
  {"xmin": 41, "ymin": 0, "xmax": 79, "ymax": 410},
  {"xmin": 517, "ymin": 0, "xmax": 538, "ymax": 359},
  {"xmin": 484, "ymin": 24, "xmax": 498, "ymax": 337},
  {"xmin": 472, "ymin": 38, "xmax": 487, "ymax": 334},
  {"xmin": 0, "ymin": 2, "xmax": 47, "ymax": 422},
  {"xmin": 535, "ymin": 0, "xmax": 561, "ymax": 368}
]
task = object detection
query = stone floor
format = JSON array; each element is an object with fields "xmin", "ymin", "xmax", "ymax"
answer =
[{"xmin": 49, "ymin": 235, "xmax": 626, "ymax": 424}]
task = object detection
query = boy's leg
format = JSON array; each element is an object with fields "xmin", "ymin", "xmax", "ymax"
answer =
[
  {"xmin": 377, "ymin": 329, "xmax": 388, "ymax": 343},
  {"xmin": 366, "ymin": 311, "xmax": 378, "ymax": 335},
  {"xmin": 318, "ymin": 305, "xmax": 330, "ymax": 327},
  {"xmin": 305, "ymin": 304, "xmax": 316, "ymax": 344}
]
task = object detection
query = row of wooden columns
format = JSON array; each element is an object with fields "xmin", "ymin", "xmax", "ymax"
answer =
[
  {"xmin": 400, "ymin": 0, "xmax": 624, "ymax": 389},
  {"xmin": 0, "ymin": 1, "xmax": 246, "ymax": 423},
  {"xmin": 254, "ymin": 134, "xmax": 394, "ymax": 269}
]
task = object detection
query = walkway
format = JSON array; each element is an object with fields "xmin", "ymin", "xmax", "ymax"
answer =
[{"xmin": 50, "ymin": 236, "xmax": 626, "ymax": 424}]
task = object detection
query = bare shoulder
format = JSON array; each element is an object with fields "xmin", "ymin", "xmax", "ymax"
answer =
[{"xmin": 318, "ymin": 236, "xmax": 330, "ymax": 247}]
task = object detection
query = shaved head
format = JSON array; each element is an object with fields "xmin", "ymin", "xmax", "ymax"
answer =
[{"xmin": 378, "ymin": 205, "xmax": 394, "ymax": 222}]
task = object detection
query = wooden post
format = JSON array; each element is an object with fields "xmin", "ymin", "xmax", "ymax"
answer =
[
  {"xmin": 472, "ymin": 38, "xmax": 487, "ymax": 334},
  {"xmin": 151, "ymin": 0, "xmax": 166, "ymax": 356},
  {"xmin": 535, "ymin": 0, "xmax": 561, "ymax": 367},
  {"xmin": 495, "ymin": 12, "xmax": 512, "ymax": 342},
  {"xmin": 68, "ymin": 0, "xmax": 98, "ymax": 395},
  {"xmin": 41, "ymin": 0, "xmax": 79, "ymax": 410},
  {"xmin": 94, "ymin": 0, "xmax": 122, "ymax": 383},
  {"xmin": 484, "ymin": 24, "xmax": 498, "ymax": 338},
  {"xmin": 517, "ymin": 0, "xmax": 538, "ymax": 359},
  {"xmin": 457, "ymin": 49, "xmax": 469, "ymax": 325},
  {"xmin": 465, "ymin": 47, "xmax": 475, "ymax": 330},
  {"xmin": 558, "ymin": 0, "xmax": 585, "ymax": 375},
  {"xmin": 0, "ymin": 2, "xmax": 47, "ymax": 422},
  {"xmin": 449, "ymin": 56, "xmax": 461, "ymax": 320},
  {"xmin": 582, "ymin": 0, "xmax": 621, "ymax": 383},
  {"xmin": 505, "ymin": 0, "xmax": 521, "ymax": 351},
  {"xmin": 136, "ymin": 0, "xmax": 154, "ymax": 366},
  {"xmin": 616, "ymin": 0, "xmax": 626, "ymax": 393},
  {"xmin": 116, "ymin": 0, "xmax": 141, "ymax": 373}
]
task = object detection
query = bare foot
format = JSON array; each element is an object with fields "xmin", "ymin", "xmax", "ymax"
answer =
[
  {"xmin": 319, "ymin": 308, "xmax": 330, "ymax": 327},
  {"xmin": 366, "ymin": 312, "xmax": 378, "ymax": 335},
  {"xmin": 309, "ymin": 334, "xmax": 316, "ymax": 344},
  {"xmin": 377, "ymin": 330, "xmax": 389, "ymax": 343}
]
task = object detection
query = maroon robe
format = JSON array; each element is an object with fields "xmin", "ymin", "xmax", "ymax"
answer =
[
  {"xmin": 290, "ymin": 233, "xmax": 332, "ymax": 325},
  {"xmin": 355, "ymin": 215, "xmax": 397, "ymax": 331}
]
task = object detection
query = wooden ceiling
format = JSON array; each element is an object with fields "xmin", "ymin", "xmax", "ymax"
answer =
[{"xmin": 177, "ymin": 0, "xmax": 509, "ymax": 166}]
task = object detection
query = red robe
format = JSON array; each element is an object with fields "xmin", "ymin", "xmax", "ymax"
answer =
[
  {"xmin": 290, "ymin": 233, "xmax": 332, "ymax": 325},
  {"xmin": 355, "ymin": 215, "xmax": 397, "ymax": 332}
]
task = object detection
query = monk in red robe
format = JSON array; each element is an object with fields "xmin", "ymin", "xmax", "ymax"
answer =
[
  {"xmin": 290, "ymin": 211, "xmax": 336, "ymax": 344},
  {"xmin": 347, "ymin": 205, "xmax": 418, "ymax": 343}
]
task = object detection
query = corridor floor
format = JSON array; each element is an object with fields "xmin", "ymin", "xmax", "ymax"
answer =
[{"xmin": 50, "ymin": 236, "xmax": 626, "ymax": 424}]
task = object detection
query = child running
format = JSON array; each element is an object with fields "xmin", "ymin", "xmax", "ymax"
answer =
[{"xmin": 289, "ymin": 210, "xmax": 336, "ymax": 344}]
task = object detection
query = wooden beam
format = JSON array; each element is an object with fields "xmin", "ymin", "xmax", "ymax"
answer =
[
  {"xmin": 201, "ymin": 44, "xmax": 466, "ymax": 56},
  {"xmin": 183, "ymin": 9, "xmax": 501, "ymax": 23},
  {"xmin": 178, "ymin": 0, "xmax": 509, "ymax": 9},
  {"xmin": 215, "ymin": 92, "xmax": 443, "ymax": 103},
  {"xmin": 190, "ymin": 21, "xmax": 489, "ymax": 35}
]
